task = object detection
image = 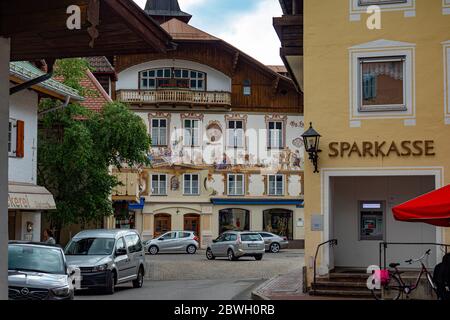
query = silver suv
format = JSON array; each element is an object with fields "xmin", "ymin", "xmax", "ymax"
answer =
[
  {"xmin": 144, "ymin": 231, "xmax": 199, "ymax": 255},
  {"xmin": 65, "ymin": 229, "xmax": 145, "ymax": 294},
  {"xmin": 206, "ymin": 231, "xmax": 265, "ymax": 261}
]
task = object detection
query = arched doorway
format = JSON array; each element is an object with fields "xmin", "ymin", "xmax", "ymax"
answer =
[
  {"xmin": 184, "ymin": 214, "xmax": 200, "ymax": 238},
  {"xmin": 154, "ymin": 213, "xmax": 171, "ymax": 238},
  {"xmin": 263, "ymin": 209, "xmax": 293, "ymax": 240},
  {"xmin": 219, "ymin": 209, "xmax": 250, "ymax": 234}
]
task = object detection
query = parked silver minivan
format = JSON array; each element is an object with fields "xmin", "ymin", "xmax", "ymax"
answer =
[
  {"xmin": 65, "ymin": 229, "xmax": 145, "ymax": 294},
  {"xmin": 206, "ymin": 231, "xmax": 265, "ymax": 261}
]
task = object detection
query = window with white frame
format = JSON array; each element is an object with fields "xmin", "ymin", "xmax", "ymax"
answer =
[
  {"xmin": 349, "ymin": 41, "xmax": 415, "ymax": 120},
  {"xmin": 227, "ymin": 174, "xmax": 245, "ymax": 196},
  {"xmin": 359, "ymin": 56, "xmax": 406, "ymax": 112},
  {"xmin": 268, "ymin": 175, "xmax": 284, "ymax": 196},
  {"xmin": 183, "ymin": 174, "xmax": 200, "ymax": 195},
  {"xmin": 184, "ymin": 119, "xmax": 200, "ymax": 147},
  {"xmin": 151, "ymin": 118, "xmax": 167, "ymax": 146},
  {"xmin": 139, "ymin": 68, "xmax": 206, "ymax": 90},
  {"xmin": 358, "ymin": 0, "xmax": 407, "ymax": 5},
  {"xmin": 445, "ymin": 41, "xmax": 450, "ymax": 121},
  {"xmin": 227, "ymin": 120, "xmax": 244, "ymax": 148},
  {"xmin": 268, "ymin": 121, "xmax": 283, "ymax": 149},
  {"xmin": 151, "ymin": 174, "xmax": 167, "ymax": 195},
  {"xmin": 8, "ymin": 119, "xmax": 17, "ymax": 157},
  {"xmin": 350, "ymin": 0, "xmax": 414, "ymax": 15}
]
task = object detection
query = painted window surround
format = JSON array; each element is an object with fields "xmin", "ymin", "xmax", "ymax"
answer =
[
  {"xmin": 148, "ymin": 112, "xmax": 171, "ymax": 147},
  {"xmin": 349, "ymin": 0, "xmax": 416, "ymax": 21},
  {"xmin": 349, "ymin": 39, "xmax": 416, "ymax": 125},
  {"xmin": 444, "ymin": 0, "xmax": 450, "ymax": 15},
  {"xmin": 227, "ymin": 173, "xmax": 245, "ymax": 196},
  {"xmin": 444, "ymin": 40, "xmax": 450, "ymax": 124},
  {"xmin": 267, "ymin": 174, "xmax": 285, "ymax": 196}
]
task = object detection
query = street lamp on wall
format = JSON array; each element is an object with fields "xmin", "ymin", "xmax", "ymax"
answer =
[{"xmin": 301, "ymin": 122, "xmax": 321, "ymax": 173}]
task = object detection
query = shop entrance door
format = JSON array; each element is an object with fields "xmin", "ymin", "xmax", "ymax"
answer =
[
  {"xmin": 154, "ymin": 214, "xmax": 171, "ymax": 238},
  {"xmin": 184, "ymin": 214, "xmax": 200, "ymax": 242}
]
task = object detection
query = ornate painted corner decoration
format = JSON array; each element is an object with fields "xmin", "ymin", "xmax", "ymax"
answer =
[
  {"xmin": 87, "ymin": 0, "xmax": 100, "ymax": 48},
  {"xmin": 180, "ymin": 112, "xmax": 204, "ymax": 121}
]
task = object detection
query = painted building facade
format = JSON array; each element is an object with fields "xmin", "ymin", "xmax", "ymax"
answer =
[
  {"xmin": 299, "ymin": 0, "xmax": 450, "ymax": 287},
  {"xmin": 110, "ymin": 1, "xmax": 305, "ymax": 248}
]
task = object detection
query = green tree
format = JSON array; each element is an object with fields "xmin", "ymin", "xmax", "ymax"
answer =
[{"xmin": 38, "ymin": 59, "xmax": 150, "ymax": 234}]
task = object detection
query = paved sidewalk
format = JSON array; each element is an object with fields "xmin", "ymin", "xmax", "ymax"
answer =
[{"xmin": 251, "ymin": 269, "xmax": 365, "ymax": 300}]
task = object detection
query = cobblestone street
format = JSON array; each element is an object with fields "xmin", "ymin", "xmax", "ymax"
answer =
[
  {"xmin": 144, "ymin": 250, "xmax": 304, "ymax": 281},
  {"xmin": 76, "ymin": 250, "xmax": 304, "ymax": 300}
]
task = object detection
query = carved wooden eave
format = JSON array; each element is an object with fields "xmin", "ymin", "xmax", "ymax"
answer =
[{"xmin": 2, "ymin": 0, "xmax": 174, "ymax": 61}]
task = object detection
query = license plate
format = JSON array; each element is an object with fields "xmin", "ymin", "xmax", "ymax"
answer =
[{"xmin": 247, "ymin": 244, "xmax": 258, "ymax": 248}]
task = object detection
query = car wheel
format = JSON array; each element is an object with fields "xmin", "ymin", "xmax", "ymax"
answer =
[
  {"xmin": 186, "ymin": 244, "xmax": 197, "ymax": 254},
  {"xmin": 206, "ymin": 248, "xmax": 215, "ymax": 260},
  {"xmin": 228, "ymin": 249, "xmax": 237, "ymax": 261},
  {"xmin": 254, "ymin": 254, "xmax": 263, "ymax": 261},
  {"xmin": 148, "ymin": 245, "xmax": 159, "ymax": 255},
  {"xmin": 270, "ymin": 243, "xmax": 280, "ymax": 253},
  {"xmin": 105, "ymin": 271, "xmax": 115, "ymax": 295},
  {"xmin": 132, "ymin": 267, "xmax": 144, "ymax": 288}
]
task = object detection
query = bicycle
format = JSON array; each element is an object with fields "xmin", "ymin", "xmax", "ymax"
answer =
[{"xmin": 372, "ymin": 249, "xmax": 437, "ymax": 300}]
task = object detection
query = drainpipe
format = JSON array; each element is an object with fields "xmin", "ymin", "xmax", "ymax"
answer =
[
  {"xmin": 10, "ymin": 59, "xmax": 55, "ymax": 96},
  {"xmin": 38, "ymin": 95, "xmax": 71, "ymax": 116}
]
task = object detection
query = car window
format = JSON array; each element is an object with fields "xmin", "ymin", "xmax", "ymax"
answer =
[
  {"xmin": 260, "ymin": 233, "xmax": 272, "ymax": 238},
  {"xmin": 161, "ymin": 232, "xmax": 177, "ymax": 240},
  {"xmin": 65, "ymin": 237, "xmax": 115, "ymax": 255},
  {"xmin": 9, "ymin": 245, "xmax": 65, "ymax": 275},
  {"xmin": 216, "ymin": 234, "xmax": 226, "ymax": 242},
  {"xmin": 125, "ymin": 234, "xmax": 142, "ymax": 253},
  {"xmin": 241, "ymin": 234, "xmax": 262, "ymax": 241},
  {"xmin": 179, "ymin": 232, "xmax": 191, "ymax": 238},
  {"xmin": 116, "ymin": 237, "xmax": 126, "ymax": 252},
  {"xmin": 229, "ymin": 234, "xmax": 237, "ymax": 241}
]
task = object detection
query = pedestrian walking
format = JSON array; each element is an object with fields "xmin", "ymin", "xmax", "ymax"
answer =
[{"xmin": 43, "ymin": 229, "xmax": 56, "ymax": 245}]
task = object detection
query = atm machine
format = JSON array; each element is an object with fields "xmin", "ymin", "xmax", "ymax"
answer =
[{"xmin": 359, "ymin": 201, "xmax": 385, "ymax": 241}]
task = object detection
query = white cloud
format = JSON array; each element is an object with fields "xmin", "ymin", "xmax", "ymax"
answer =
[{"xmin": 213, "ymin": 0, "xmax": 283, "ymax": 65}]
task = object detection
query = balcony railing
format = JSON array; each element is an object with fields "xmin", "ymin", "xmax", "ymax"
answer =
[{"xmin": 117, "ymin": 89, "xmax": 232, "ymax": 107}]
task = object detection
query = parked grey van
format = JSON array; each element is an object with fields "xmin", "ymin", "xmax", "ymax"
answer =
[{"xmin": 65, "ymin": 229, "xmax": 145, "ymax": 294}]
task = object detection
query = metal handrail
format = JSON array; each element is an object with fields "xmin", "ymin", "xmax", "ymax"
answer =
[
  {"xmin": 313, "ymin": 239, "xmax": 338, "ymax": 293},
  {"xmin": 379, "ymin": 242, "xmax": 450, "ymax": 270}
]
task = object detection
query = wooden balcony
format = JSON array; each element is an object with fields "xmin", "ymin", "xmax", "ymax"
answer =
[{"xmin": 117, "ymin": 89, "xmax": 232, "ymax": 108}]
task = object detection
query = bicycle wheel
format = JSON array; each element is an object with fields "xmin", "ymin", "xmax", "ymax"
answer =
[{"xmin": 372, "ymin": 275, "xmax": 402, "ymax": 300}]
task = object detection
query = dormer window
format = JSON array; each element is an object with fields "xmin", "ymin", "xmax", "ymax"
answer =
[{"xmin": 139, "ymin": 68, "xmax": 206, "ymax": 91}]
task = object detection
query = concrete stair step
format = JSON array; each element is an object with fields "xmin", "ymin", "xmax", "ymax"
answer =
[
  {"xmin": 310, "ymin": 289, "xmax": 373, "ymax": 298},
  {"xmin": 312, "ymin": 281, "xmax": 368, "ymax": 291}
]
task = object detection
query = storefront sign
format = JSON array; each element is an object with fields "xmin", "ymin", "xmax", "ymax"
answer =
[
  {"xmin": 328, "ymin": 140, "xmax": 435, "ymax": 158},
  {"xmin": 8, "ymin": 193, "xmax": 56, "ymax": 210}
]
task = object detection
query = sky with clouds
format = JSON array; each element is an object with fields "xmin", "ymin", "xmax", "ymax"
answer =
[{"xmin": 133, "ymin": 0, "xmax": 283, "ymax": 65}]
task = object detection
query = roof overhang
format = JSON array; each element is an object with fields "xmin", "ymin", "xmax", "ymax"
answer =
[{"xmin": 0, "ymin": 0, "xmax": 175, "ymax": 61}]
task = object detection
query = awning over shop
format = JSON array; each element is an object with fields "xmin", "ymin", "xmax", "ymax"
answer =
[
  {"xmin": 8, "ymin": 183, "xmax": 56, "ymax": 211},
  {"xmin": 211, "ymin": 198, "xmax": 304, "ymax": 207},
  {"xmin": 392, "ymin": 185, "xmax": 450, "ymax": 227}
]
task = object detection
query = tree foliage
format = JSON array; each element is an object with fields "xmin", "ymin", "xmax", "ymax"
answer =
[{"xmin": 38, "ymin": 59, "xmax": 150, "ymax": 229}]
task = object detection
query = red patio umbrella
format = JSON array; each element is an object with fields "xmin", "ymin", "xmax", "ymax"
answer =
[{"xmin": 392, "ymin": 185, "xmax": 450, "ymax": 227}]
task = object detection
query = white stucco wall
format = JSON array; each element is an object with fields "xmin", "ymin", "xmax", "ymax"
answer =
[
  {"xmin": 116, "ymin": 59, "xmax": 232, "ymax": 92},
  {"xmin": 8, "ymin": 88, "xmax": 38, "ymax": 184}
]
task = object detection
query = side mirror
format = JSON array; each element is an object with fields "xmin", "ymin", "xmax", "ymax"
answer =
[
  {"xmin": 212, "ymin": 239, "xmax": 217, "ymax": 243},
  {"xmin": 115, "ymin": 248, "xmax": 127, "ymax": 256},
  {"xmin": 67, "ymin": 266, "xmax": 80, "ymax": 277}
]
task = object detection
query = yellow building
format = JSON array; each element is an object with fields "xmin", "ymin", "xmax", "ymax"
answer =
[{"xmin": 300, "ymin": 0, "xmax": 450, "ymax": 288}]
